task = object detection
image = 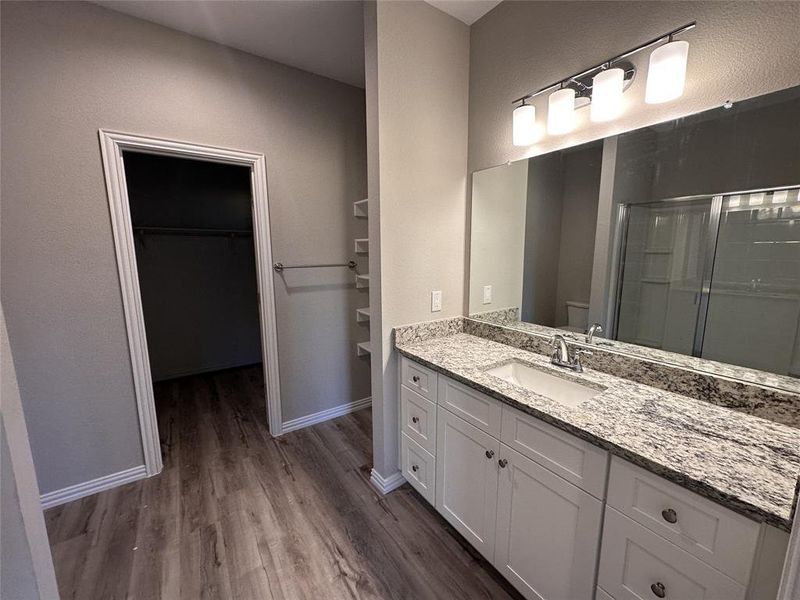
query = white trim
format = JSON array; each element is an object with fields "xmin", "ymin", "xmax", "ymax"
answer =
[
  {"xmin": 99, "ymin": 130, "xmax": 283, "ymax": 479},
  {"xmin": 281, "ymin": 397, "xmax": 372, "ymax": 434},
  {"xmin": 369, "ymin": 468, "xmax": 406, "ymax": 495},
  {"xmin": 40, "ymin": 465, "xmax": 147, "ymax": 510}
]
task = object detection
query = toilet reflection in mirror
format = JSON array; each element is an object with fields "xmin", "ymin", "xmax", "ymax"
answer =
[{"xmin": 468, "ymin": 85, "xmax": 800, "ymax": 379}]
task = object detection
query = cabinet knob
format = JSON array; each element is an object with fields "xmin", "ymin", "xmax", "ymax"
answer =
[
  {"xmin": 661, "ymin": 508, "xmax": 678, "ymax": 524},
  {"xmin": 411, "ymin": 464, "xmax": 419, "ymax": 472},
  {"xmin": 650, "ymin": 582, "xmax": 666, "ymax": 598},
  {"xmin": 498, "ymin": 458, "xmax": 508, "ymax": 468},
  {"xmin": 485, "ymin": 449, "xmax": 495, "ymax": 459},
  {"xmin": 412, "ymin": 416, "xmax": 419, "ymax": 424},
  {"xmin": 412, "ymin": 375, "xmax": 420, "ymax": 383}
]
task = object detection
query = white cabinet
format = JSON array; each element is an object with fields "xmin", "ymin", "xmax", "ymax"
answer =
[
  {"xmin": 598, "ymin": 507, "xmax": 746, "ymax": 600},
  {"xmin": 397, "ymin": 357, "xmax": 779, "ymax": 600},
  {"xmin": 435, "ymin": 406, "xmax": 500, "ymax": 560},
  {"xmin": 494, "ymin": 445, "xmax": 603, "ymax": 600}
]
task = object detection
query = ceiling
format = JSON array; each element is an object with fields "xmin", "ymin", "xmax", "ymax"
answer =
[
  {"xmin": 93, "ymin": 0, "xmax": 366, "ymax": 88},
  {"xmin": 424, "ymin": 0, "xmax": 502, "ymax": 25},
  {"xmin": 93, "ymin": 0, "xmax": 503, "ymax": 89}
]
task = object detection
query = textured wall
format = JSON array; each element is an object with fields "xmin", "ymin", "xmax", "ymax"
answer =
[
  {"xmin": 468, "ymin": 1, "xmax": 800, "ymax": 173},
  {"xmin": 366, "ymin": 0, "xmax": 470, "ymax": 478},
  {"xmin": 1, "ymin": 1, "xmax": 368, "ymax": 494}
]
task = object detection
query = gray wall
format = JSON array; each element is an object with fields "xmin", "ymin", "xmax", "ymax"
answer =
[
  {"xmin": 366, "ymin": 0, "xmax": 470, "ymax": 479},
  {"xmin": 554, "ymin": 145, "xmax": 602, "ymax": 326},
  {"xmin": 1, "ymin": 306, "xmax": 59, "ymax": 600},
  {"xmin": 1, "ymin": 1, "xmax": 368, "ymax": 495},
  {"xmin": 468, "ymin": 1, "xmax": 800, "ymax": 173}
]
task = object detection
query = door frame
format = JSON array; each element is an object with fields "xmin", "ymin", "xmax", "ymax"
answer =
[{"xmin": 99, "ymin": 129, "xmax": 283, "ymax": 476}]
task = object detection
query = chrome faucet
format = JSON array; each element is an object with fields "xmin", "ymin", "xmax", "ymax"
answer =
[
  {"xmin": 550, "ymin": 334, "xmax": 591, "ymax": 373},
  {"xmin": 586, "ymin": 323, "xmax": 604, "ymax": 344}
]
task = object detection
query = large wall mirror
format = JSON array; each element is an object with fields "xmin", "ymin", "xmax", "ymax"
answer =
[{"xmin": 468, "ymin": 85, "xmax": 800, "ymax": 381}]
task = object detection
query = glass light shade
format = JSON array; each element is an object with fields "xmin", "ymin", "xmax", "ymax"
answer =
[
  {"xmin": 590, "ymin": 67, "xmax": 624, "ymax": 122},
  {"xmin": 547, "ymin": 88, "xmax": 576, "ymax": 135},
  {"xmin": 512, "ymin": 103, "xmax": 536, "ymax": 146},
  {"xmin": 645, "ymin": 40, "xmax": 689, "ymax": 104}
]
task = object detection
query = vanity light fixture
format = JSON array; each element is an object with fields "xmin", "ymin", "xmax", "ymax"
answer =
[
  {"xmin": 512, "ymin": 99, "xmax": 537, "ymax": 146},
  {"xmin": 645, "ymin": 37, "xmax": 690, "ymax": 104},
  {"xmin": 511, "ymin": 22, "xmax": 695, "ymax": 144},
  {"xmin": 547, "ymin": 86, "xmax": 576, "ymax": 135},
  {"xmin": 591, "ymin": 67, "xmax": 625, "ymax": 122}
]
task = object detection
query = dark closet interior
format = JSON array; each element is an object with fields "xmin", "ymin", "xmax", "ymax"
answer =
[{"xmin": 124, "ymin": 152, "xmax": 262, "ymax": 381}]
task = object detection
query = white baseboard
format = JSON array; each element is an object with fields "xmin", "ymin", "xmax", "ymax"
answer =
[
  {"xmin": 40, "ymin": 465, "xmax": 148, "ymax": 510},
  {"xmin": 281, "ymin": 396, "xmax": 371, "ymax": 434},
  {"xmin": 370, "ymin": 468, "xmax": 406, "ymax": 495}
]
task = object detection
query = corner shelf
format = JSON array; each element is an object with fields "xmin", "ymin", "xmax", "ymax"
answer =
[
  {"xmin": 353, "ymin": 199, "xmax": 368, "ymax": 218},
  {"xmin": 356, "ymin": 307, "xmax": 371, "ymax": 323},
  {"xmin": 356, "ymin": 274, "xmax": 370, "ymax": 289},
  {"xmin": 356, "ymin": 341, "xmax": 372, "ymax": 357},
  {"xmin": 354, "ymin": 238, "xmax": 369, "ymax": 254}
]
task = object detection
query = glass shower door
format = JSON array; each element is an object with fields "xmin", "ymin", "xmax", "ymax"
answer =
[
  {"xmin": 614, "ymin": 199, "xmax": 713, "ymax": 353},
  {"xmin": 701, "ymin": 188, "xmax": 800, "ymax": 376}
]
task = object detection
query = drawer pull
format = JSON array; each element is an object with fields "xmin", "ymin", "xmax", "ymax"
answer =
[
  {"xmin": 498, "ymin": 458, "xmax": 508, "ymax": 468},
  {"xmin": 411, "ymin": 416, "xmax": 419, "ymax": 424},
  {"xmin": 411, "ymin": 464, "xmax": 419, "ymax": 472},
  {"xmin": 661, "ymin": 508, "xmax": 678, "ymax": 524},
  {"xmin": 485, "ymin": 449, "xmax": 495, "ymax": 459},
  {"xmin": 650, "ymin": 582, "xmax": 666, "ymax": 598},
  {"xmin": 412, "ymin": 375, "xmax": 420, "ymax": 383}
]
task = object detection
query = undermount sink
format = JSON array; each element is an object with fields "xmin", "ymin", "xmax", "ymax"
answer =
[{"xmin": 485, "ymin": 361, "xmax": 603, "ymax": 408}]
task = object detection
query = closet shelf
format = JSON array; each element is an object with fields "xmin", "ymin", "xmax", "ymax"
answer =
[
  {"xmin": 353, "ymin": 199, "xmax": 368, "ymax": 218},
  {"xmin": 356, "ymin": 341, "xmax": 372, "ymax": 357},
  {"xmin": 354, "ymin": 238, "xmax": 369, "ymax": 254},
  {"xmin": 356, "ymin": 307, "xmax": 371, "ymax": 323},
  {"xmin": 356, "ymin": 274, "xmax": 370, "ymax": 289}
]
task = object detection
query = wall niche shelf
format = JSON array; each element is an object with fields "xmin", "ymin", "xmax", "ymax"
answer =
[
  {"xmin": 353, "ymin": 198, "xmax": 368, "ymax": 218},
  {"xmin": 356, "ymin": 307, "xmax": 371, "ymax": 323},
  {"xmin": 354, "ymin": 238, "xmax": 369, "ymax": 254},
  {"xmin": 356, "ymin": 274, "xmax": 370, "ymax": 289},
  {"xmin": 356, "ymin": 341, "xmax": 372, "ymax": 357}
]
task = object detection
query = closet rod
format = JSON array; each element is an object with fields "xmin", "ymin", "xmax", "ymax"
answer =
[
  {"xmin": 273, "ymin": 260, "xmax": 357, "ymax": 273},
  {"xmin": 134, "ymin": 226, "xmax": 253, "ymax": 237}
]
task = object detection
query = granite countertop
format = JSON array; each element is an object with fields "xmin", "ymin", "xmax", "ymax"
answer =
[{"xmin": 395, "ymin": 332, "xmax": 800, "ymax": 531}]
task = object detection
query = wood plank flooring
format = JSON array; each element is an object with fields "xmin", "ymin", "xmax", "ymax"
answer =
[{"xmin": 45, "ymin": 366, "xmax": 522, "ymax": 599}]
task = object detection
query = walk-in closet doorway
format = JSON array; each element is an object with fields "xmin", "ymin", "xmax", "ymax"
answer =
[{"xmin": 99, "ymin": 131, "xmax": 281, "ymax": 477}]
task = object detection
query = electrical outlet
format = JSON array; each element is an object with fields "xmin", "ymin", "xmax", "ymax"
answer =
[
  {"xmin": 483, "ymin": 285, "xmax": 492, "ymax": 305},
  {"xmin": 431, "ymin": 290, "xmax": 442, "ymax": 312}
]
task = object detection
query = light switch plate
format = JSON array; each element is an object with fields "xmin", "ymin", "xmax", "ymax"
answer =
[
  {"xmin": 483, "ymin": 285, "xmax": 492, "ymax": 305},
  {"xmin": 431, "ymin": 290, "xmax": 442, "ymax": 312}
]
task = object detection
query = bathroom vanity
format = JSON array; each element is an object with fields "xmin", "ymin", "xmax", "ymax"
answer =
[{"xmin": 394, "ymin": 326, "xmax": 799, "ymax": 600}]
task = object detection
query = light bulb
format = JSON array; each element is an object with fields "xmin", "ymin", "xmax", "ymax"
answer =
[
  {"xmin": 547, "ymin": 88, "xmax": 576, "ymax": 135},
  {"xmin": 512, "ymin": 102, "xmax": 537, "ymax": 146},
  {"xmin": 645, "ymin": 40, "xmax": 689, "ymax": 104},
  {"xmin": 591, "ymin": 67, "xmax": 624, "ymax": 122}
]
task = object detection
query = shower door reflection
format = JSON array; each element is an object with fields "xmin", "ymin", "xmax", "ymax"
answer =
[
  {"xmin": 614, "ymin": 186, "xmax": 800, "ymax": 377},
  {"xmin": 702, "ymin": 189, "xmax": 800, "ymax": 375}
]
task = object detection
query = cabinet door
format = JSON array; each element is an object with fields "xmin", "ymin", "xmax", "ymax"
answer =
[
  {"xmin": 495, "ymin": 444, "xmax": 603, "ymax": 600},
  {"xmin": 435, "ymin": 406, "xmax": 500, "ymax": 560}
]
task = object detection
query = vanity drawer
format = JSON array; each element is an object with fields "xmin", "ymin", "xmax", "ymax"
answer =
[
  {"xmin": 607, "ymin": 457, "xmax": 759, "ymax": 584},
  {"xmin": 598, "ymin": 507, "xmax": 746, "ymax": 600},
  {"xmin": 401, "ymin": 357, "xmax": 438, "ymax": 402},
  {"xmin": 500, "ymin": 405, "xmax": 608, "ymax": 498},
  {"xmin": 400, "ymin": 386, "xmax": 437, "ymax": 454},
  {"xmin": 401, "ymin": 432, "xmax": 435, "ymax": 504},
  {"xmin": 437, "ymin": 376, "xmax": 502, "ymax": 437}
]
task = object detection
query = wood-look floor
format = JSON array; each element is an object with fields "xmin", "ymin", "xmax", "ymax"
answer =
[{"xmin": 45, "ymin": 366, "xmax": 522, "ymax": 599}]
